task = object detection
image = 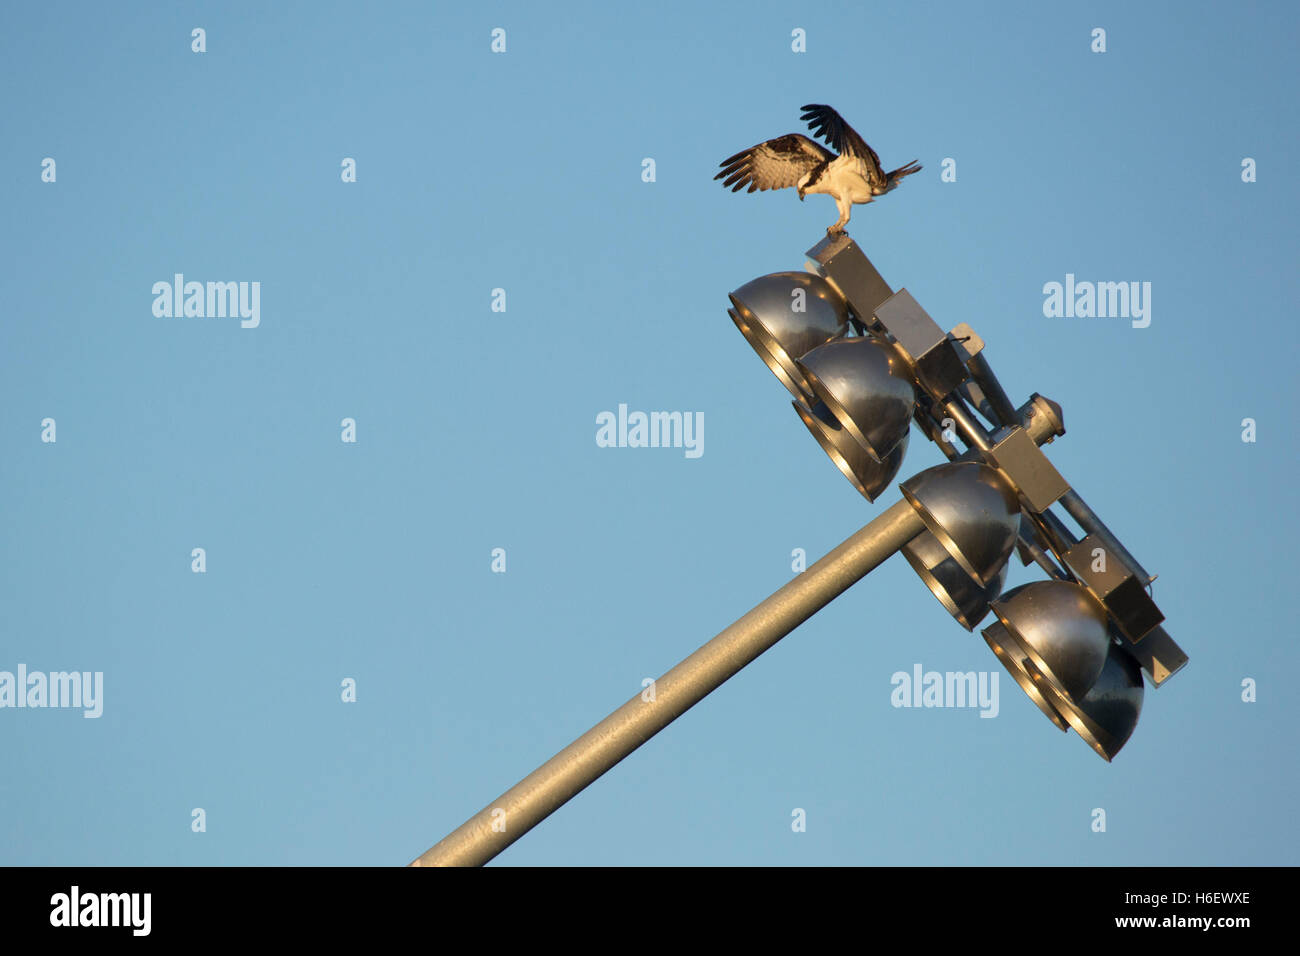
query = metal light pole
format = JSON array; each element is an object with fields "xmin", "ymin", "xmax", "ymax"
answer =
[
  {"xmin": 411, "ymin": 500, "xmax": 922, "ymax": 866},
  {"xmin": 411, "ymin": 234, "xmax": 1188, "ymax": 866}
]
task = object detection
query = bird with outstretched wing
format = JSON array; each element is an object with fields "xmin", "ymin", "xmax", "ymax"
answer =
[{"xmin": 715, "ymin": 104, "xmax": 921, "ymax": 236}]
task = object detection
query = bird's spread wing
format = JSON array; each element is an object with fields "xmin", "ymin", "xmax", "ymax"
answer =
[
  {"xmin": 715, "ymin": 134, "xmax": 834, "ymax": 193},
  {"xmin": 799, "ymin": 104, "xmax": 884, "ymax": 185}
]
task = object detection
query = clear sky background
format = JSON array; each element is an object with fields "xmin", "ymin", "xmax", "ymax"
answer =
[{"xmin": 1, "ymin": 1, "xmax": 1296, "ymax": 866}]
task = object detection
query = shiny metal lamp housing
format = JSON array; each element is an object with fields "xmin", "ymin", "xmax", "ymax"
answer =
[
  {"xmin": 794, "ymin": 400, "xmax": 908, "ymax": 501},
  {"xmin": 902, "ymin": 530, "xmax": 1008, "ymax": 630},
  {"xmin": 728, "ymin": 272, "xmax": 851, "ymax": 403},
  {"xmin": 982, "ymin": 620, "xmax": 1071, "ymax": 731},
  {"xmin": 796, "ymin": 337, "xmax": 916, "ymax": 461},
  {"xmin": 900, "ymin": 462, "xmax": 1021, "ymax": 588},
  {"xmin": 1034, "ymin": 642, "xmax": 1145, "ymax": 761},
  {"xmin": 988, "ymin": 580, "xmax": 1111, "ymax": 702}
]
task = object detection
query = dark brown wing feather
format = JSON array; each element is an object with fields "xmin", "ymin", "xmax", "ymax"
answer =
[
  {"xmin": 799, "ymin": 104, "xmax": 885, "ymax": 186},
  {"xmin": 715, "ymin": 133, "xmax": 833, "ymax": 193}
]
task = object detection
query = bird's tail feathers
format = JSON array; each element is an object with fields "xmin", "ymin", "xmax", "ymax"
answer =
[{"xmin": 885, "ymin": 160, "xmax": 922, "ymax": 189}]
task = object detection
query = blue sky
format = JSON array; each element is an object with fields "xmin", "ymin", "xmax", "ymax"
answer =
[{"xmin": 1, "ymin": 0, "xmax": 1296, "ymax": 866}]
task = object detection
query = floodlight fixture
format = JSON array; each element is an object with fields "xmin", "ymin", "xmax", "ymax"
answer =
[
  {"xmin": 728, "ymin": 271, "xmax": 850, "ymax": 403},
  {"xmin": 796, "ymin": 336, "xmax": 916, "ymax": 461},
  {"xmin": 794, "ymin": 400, "xmax": 907, "ymax": 501},
  {"xmin": 900, "ymin": 462, "xmax": 1021, "ymax": 588},
  {"xmin": 1034, "ymin": 640, "xmax": 1145, "ymax": 762},
  {"xmin": 902, "ymin": 529, "xmax": 1007, "ymax": 631},
  {"xmin": 985, "ymin": 580, "xmax": 1112, "ymax": 702},
  {"xmin": 409, "ymin": 233, "xmax": 1190, "ymax": 866}
]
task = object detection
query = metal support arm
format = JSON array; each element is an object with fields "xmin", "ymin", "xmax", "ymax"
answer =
[{"xmin": 410, "ymin": 499, "xmax": 925, "ymax": 866}]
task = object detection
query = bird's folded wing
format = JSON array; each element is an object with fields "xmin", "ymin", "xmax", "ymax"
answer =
[{"xmin": 715, "ymin": 134, "xmax": 833, "ymax": 192}]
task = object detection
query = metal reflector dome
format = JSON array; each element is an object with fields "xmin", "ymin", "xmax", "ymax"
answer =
[
  {"xmin": 900, "ymin": 462, "xmax": 1020, "ymax": 588},
  {"xmin": 794, "ymin": 400, "xmax": 907, "ymax": 501},
  {"xmin": 902, "ymin": 529, "xmax": 1007, "ymax": 630},
  {"xmin": 1034, "ymin": 642, "xmax": 1145, "ymax": 761},
  {"xmin": 796, "ymin": 337, "xmax": 916, "ymax": 462},
  {"xmin": 728, "ymin": 271, "xmax": 850, "ymax": 403},
  {"xmin": 988, "ymin": 580, "xmax": 1111, "ymax": 702}
]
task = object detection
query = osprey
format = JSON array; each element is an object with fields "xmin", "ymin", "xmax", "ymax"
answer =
[{"xmin": 715, "ymin": 104, "xmax": 921, "ymax": 236}]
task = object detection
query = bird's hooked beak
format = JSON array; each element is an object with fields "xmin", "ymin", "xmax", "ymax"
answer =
[{"xmin": 797, "ymin": 187, "xmax": 805, "ymax": 201}]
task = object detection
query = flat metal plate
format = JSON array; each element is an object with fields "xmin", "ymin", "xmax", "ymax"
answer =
[
  {"xmin": 988, "ymin": 427, "xmax": 1071, "ymax": 513},
  {"xmin": 806, "ymin": 235, "xmax": 894, "ymax": 324},
  {"xmin": 874, "ymin": 289, "xmax": 945, "ymax": 360},
  {"xmin": 1063, "ymin": 535, "xmax": 1165, "ymax": 642},
  {"xmin": 1120, "ymin": 625, "xmax": 1188, "ymax": 687}
]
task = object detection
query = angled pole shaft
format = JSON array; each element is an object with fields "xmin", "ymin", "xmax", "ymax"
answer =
[{"xmin": 410, "ymin": 497, "xmax": 924, "ymax": 866}]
